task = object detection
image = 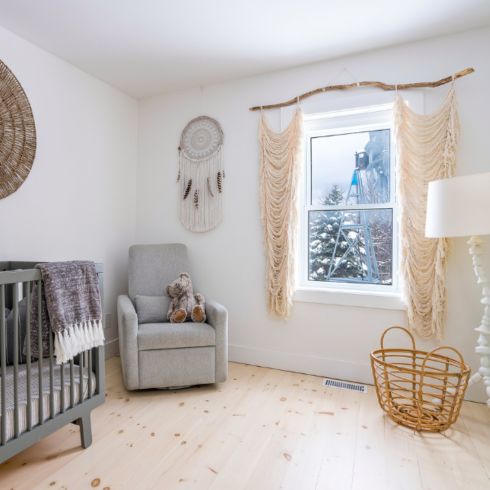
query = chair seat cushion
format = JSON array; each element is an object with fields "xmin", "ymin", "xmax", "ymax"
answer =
[{"xmin": 137, "ymin": 322, "xmax": 216, "ymax": 351}]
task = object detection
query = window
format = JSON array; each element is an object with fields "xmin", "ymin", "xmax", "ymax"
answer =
[{"xmin": 299, "ymin": 105, "xmax": 398, "ymax": 293}]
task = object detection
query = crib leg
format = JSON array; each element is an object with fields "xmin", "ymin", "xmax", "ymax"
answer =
[{"xmin": 76, "ymin": 413, "xmax": 93, "ymax": 449}]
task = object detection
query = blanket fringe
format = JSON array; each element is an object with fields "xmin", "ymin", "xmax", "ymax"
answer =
[{"xmin": 54, "ymin": 320, "xmax": 105, "ymax": 364}]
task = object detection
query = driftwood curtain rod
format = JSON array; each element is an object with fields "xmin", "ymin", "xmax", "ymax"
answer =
[{"xmin": 249, "ymin": 67, "xmax": 475, "ymax": 111}]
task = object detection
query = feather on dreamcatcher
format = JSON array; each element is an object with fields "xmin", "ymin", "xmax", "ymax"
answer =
[{"xmin": 178, "ymin": 116, "xmax": 224, "ymax": 232}]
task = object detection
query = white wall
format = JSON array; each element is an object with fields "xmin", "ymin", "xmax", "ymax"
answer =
[
  {"xmin": 137, "ymin": 27, "xmax": 490, "ymax": 402},
  {"xmin": 0, "ymin": 26, "xmax": 138, "ymax": 350},
  {"xmin": 7, "ymin": 17, "xmax": 486, "ymax": 402}
]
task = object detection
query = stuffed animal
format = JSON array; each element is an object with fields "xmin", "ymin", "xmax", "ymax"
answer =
[{"xmin": 165, "ymin": 272, "xmax": 206, "ymax": 323}]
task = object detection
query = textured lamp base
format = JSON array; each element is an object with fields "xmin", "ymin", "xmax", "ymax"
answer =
[{"xmin": 467, "ymin": 236, "xmax": 490, "ymax": 406}]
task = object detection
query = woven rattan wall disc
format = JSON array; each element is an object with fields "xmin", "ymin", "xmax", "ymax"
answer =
[{"xmin": 0, "ymin": 60, "xmax": 36, "ymax": 199}]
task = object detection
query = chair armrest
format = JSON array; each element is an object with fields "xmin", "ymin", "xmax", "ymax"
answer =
[
  {"xmin": 206, "ymin": 299, "xmax": 228, "ymax": 383},
  {"xmin": 117, "ymin": 295, "xmax": 139, "ymax": 390}
]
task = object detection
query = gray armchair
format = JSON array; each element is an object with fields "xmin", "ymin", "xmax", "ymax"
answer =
[{"xmin": 117, "ymin": 244, "xmax": 228, "ymax": 390}]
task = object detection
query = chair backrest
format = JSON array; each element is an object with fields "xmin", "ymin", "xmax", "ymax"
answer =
[{"xmin": 128, "ymin": 244, "xmax": 190, "ymax": 300}]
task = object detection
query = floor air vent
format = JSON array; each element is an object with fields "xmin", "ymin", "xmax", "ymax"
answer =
[{"xmin": 322, "ymin": 378, "xmax": 367, "ymax": 393}]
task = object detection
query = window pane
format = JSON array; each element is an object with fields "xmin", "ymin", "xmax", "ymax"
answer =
[
  {"xmin": 311, "ymin": 129, "xmax": 390, "ymax": 206},
  {"xmin": 308, "ymin": 209, "xmax": 393, "ymax": 285}
]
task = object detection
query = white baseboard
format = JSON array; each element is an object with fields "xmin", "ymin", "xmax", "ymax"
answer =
[
  {"xmin": 228, "ymin": 343, "xmax": 486, "ymax": 403},
  {"xmin": 102, "ymin": 338, "xmax": 484, "ymax": 403},
  {"xmin": 228, "ymin": 343, "xmax": 373, "ymax": 385}
]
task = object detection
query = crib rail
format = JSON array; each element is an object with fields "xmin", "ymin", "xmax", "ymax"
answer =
[{"xmin": 0, "ymin": 262, "xmax": 105, "ymax": 461}]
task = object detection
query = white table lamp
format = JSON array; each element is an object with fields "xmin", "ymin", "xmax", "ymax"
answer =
[{"xmin": 426, "ymin": 172, "xmax": 490, "ymax": 405}]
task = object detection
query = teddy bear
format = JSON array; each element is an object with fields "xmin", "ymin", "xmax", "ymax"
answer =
[{"xmin": 165, "ymin": 272, "xmax": 206, "ymax": 323}]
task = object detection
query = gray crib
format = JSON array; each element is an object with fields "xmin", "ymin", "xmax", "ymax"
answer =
[{"xmin": 0, "ymin": 261, "xmax": 105, "ymax": 464}]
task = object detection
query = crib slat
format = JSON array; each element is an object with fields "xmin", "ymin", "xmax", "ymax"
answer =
[
  {"xmin": 26, "ymin": 284, "xmax": 32, "ymax": 431},
  {"xmin": 0, "ymin": 284, "xmax": 6, "ymax": 445},
  {"xmin": 70, "ymin": 359, "xmax": 75, "ymax": 408},
  {"xmin": 88, "ymin": 349, "xmax": 93, "ymax": 399},
  {"xmin": 79, "ymin": 351, "xmax": 84, "ymax": 404},
  {"xmin": 60, "ymin": 361, "xmax": 65, "ymax": 413},
  {"xmin": 13, "ymin": 285, "xmax": 20, "ymax": 438},
  {"xmin": 48, "ymin": 324, "xmax": 55, "ymax": 419},
  {"xmin": 38, "ymin": 280, "xmax": 44, "ymax": 426}
]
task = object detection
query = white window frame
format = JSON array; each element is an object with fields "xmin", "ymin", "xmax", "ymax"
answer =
[
  {"xmin": 301, "ymin": 111, "xmax": 397, "ymax": 287},
  {"xmin": 286, "ymin": 97, "xmax": 415, "ymax": 310}
]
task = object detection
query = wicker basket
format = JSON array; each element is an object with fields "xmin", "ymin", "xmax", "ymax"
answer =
[{"xmin": 370, "ymin": 326, "xmax": 470, "ymax": 432}]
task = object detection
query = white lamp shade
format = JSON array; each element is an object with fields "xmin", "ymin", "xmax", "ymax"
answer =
[{"xmin": 425, "ymin": 172, "xmax": 490, "ymax": 238}]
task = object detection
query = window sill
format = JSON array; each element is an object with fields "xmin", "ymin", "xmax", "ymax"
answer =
[{"xmin": 294, "ymin": 287, "xmax": 406, "ymax": 311}]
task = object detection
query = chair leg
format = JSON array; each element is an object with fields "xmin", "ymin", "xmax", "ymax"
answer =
[{"xmin": 76, "ymin": 413, "xmax": 93, "ymax": 449}]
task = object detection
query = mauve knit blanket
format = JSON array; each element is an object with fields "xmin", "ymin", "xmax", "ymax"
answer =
[{"xmin": 29, "ymin": 261, "xmax": 104, "ymax": 364}]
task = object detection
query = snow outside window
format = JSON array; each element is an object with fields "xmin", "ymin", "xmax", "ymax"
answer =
[{"xmin": 298, "ymin": 105, "xmax": 399, "ymax": 294}]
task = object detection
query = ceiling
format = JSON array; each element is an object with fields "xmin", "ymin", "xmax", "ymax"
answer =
[{"xmin": 0, "ymin": 0, "xmax": 489, "ymax": 99}]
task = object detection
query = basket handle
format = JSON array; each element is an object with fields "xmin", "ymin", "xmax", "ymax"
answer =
[
  {"xmin": 380, "ymin": 325, "xmax": 416, "ymax": 351},
  {"xmin": 418, "ymin": 346, "xmax": 468, "ymax": 412},
  {"xmin": 420, "ymin": 345, "xmax": 466, "ymax": 371}
]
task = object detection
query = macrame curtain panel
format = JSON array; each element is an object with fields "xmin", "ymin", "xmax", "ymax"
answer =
[
  {"xmin": 394, "ymin": 87, "xmax": 459, "ymax": 339},
  {"xmin": 259, "ymin": 109, "xmax": 303, "ymax": 318}
]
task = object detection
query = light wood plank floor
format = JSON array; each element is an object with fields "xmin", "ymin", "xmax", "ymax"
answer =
[{"xmin": 1, "ymin": 358, "xmax": 489, "ymax": 490}]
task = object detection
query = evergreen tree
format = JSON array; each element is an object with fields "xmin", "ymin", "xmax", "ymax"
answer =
[
  {"xmin": 308, "ymin": 185, "xmax": 366, "ymax": 282},
  {"xmin": 320, "ymin": 184, "xmax": 344, "ymax": 205}
]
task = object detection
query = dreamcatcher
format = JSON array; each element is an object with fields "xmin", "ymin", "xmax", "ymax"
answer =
[{"xmin": 177, "ymin": 116, "xmax": 224, "ymax": 232}]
